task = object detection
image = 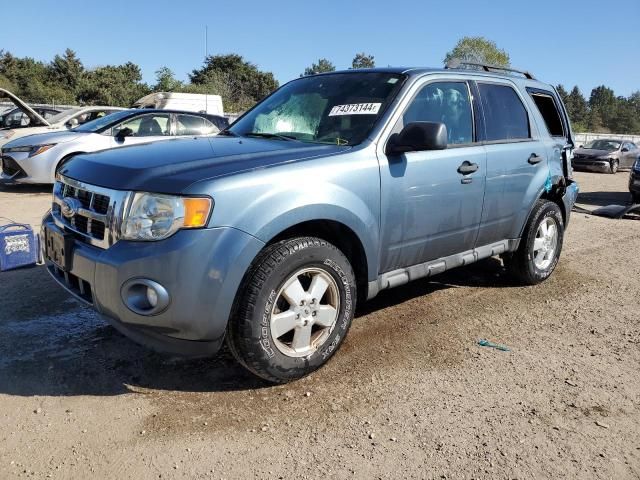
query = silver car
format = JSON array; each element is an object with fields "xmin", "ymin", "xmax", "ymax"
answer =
[
  {"xmin": 572, "ymin": 139, "xmax": 639, "ymax": 174},
  {"xmin": 1, "ymin": 109, "xmax": 227, "ymax": 184}
]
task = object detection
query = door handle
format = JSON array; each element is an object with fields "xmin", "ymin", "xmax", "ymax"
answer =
[
  {"xmin": 528, "ymin": 153, "xmax": 543, "ymax": 164},
  {"xmin": 457, "ymin": 161, "xmax": 479, "ymax": 175}
]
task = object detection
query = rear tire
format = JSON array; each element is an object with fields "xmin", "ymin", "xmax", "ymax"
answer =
[
  {"xmin": 227, "ymin": 237, "xmax": 356, "ymax": 383},
  {"xmin": 505, "ymin": 200, "xmax": 564, "ymax": 285}
]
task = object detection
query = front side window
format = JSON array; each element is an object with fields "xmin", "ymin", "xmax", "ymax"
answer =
[
  {"xmin": 113, "ymin": 114, "xmax": 171, "ymax": 137},
  {"xmin": 176, "ymin": 115, "xmax": 219, "ymax": 136},
  {"xmin": 402, "ymin": 81, "xmax": 473, "ymax": 145},
  {"xmin": 478, "ymin": 83, "xmax": 530, "ymax": 141},
  {"xmin": 229, "ymin": 72, "xmax": 406, "ymax": 145}
]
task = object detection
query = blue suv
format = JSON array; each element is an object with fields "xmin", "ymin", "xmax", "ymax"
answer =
[{"xmin": 42, "ymin": 62, "xmax": 579, "ymax": 383}]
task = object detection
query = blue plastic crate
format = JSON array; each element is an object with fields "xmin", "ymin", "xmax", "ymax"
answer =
[{"xmin": 0, "ymin": 223, "xmax": 40, "ymax": 271}]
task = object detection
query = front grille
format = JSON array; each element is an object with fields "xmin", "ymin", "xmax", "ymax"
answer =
[
  {"xmin": 51, "ymin": 175, "xmax": 130, "ymax": 249},
  {"xmin": 48, "ymin": 264, "xmax": 93, "ymax": 304}
]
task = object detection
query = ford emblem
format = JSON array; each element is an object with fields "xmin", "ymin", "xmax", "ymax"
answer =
[{"xmin": 60, "ymin": 197, "xmax": 82, "ymax": 219}]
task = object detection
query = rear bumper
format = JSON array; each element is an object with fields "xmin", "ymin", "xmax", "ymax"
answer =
[
  {"xmin": 562, "ymin": 180, "xmax": 579, "ymax": 227},
  {"xmin": 42, "ymin": 215, "xmax": 265, "ymax": 356}
]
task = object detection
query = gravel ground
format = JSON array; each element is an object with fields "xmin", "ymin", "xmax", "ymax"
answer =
[{"xmin": 0, "ymin": 171, "xmax": 638, "ymax": 479}]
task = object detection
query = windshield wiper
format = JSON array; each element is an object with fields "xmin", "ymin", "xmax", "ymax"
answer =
[
  {"xmin": 244, "ymin": 132, "xmax": 299, "ymax": 142},
  {"xmin": 218, "ymin": 129, "xmax": 239, "ymax": 137}
]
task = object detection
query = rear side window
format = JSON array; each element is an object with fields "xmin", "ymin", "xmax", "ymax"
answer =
[
  {"xmin": 478, "ymin": 83, "xmax": 530, "ymax": 141},
  {"xmin": 529, "ymin": 92, "xmax": 565, "ymax": 137},
  {"xmin": 176, "ymin": 115, "xmax": 219, "ymax": 136}
]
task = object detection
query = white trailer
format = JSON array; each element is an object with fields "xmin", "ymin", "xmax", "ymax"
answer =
[{"xmin": 134, "ymin": 92, "xmax": 224, "ymax": 116}]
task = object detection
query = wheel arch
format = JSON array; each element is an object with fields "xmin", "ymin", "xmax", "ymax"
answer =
[{"xmin": 266, "ymin": 219, "xmax": 370, "ymax": 306}]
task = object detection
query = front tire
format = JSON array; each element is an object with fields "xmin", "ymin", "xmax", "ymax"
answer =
[
  {"xmin": 609, "ymin": 160, "xmax": 619, "ymax": 174},
  {"xmin": 227, "ymin": 237, "xmax": 356, "ymax": 383},
  {"xmin": 505, "ymin": 200, "xmax": 564, "ymax": 285}
]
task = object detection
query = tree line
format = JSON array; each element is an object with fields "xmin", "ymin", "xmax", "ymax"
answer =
[{"xmin": 0, "ymin": 39, "xmax": 638, "ymax": 133}]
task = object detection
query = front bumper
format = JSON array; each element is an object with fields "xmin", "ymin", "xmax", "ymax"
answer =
[
  {"xmin": 42, "ymin": 215, "xmax": 265, "ymax": 356},
  {"xmin": 0, "ymin": 151, "xmax": 54, "ymax": 184},
  {"xmin": 571, "ymin": 159, "xmax": 611, "ymax": 173}
]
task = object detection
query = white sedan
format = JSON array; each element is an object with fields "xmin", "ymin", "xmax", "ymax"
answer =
[{"xmin": 1, "ymin": 109, "xmax": 228, "ymax": 184}]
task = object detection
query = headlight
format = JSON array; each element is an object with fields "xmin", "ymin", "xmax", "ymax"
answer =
[
  {"xmin": 4, "ymin": 144, "xmax": 56, "ymax": 157},
  {"xmin": 121, "ymin": 192, "xmax": 213, "ymax": 241}
]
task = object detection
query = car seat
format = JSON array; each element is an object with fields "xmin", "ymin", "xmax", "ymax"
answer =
[{"xmin": 138, "ymin": 117, "xmax": 163, "ymax": 136}]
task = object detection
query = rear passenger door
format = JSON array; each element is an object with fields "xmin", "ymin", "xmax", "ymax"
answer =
[{"xmin": 474, "ymin": 82, "xmax": 548, "ymax": 246}]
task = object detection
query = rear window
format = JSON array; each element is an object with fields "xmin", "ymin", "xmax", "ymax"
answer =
[
  {"xmin": 478, "ymin": 83, "xmax": 530, "ymax": 141},
  {"xmin": 529, "ymin": 91, "xmax": 565, "ymax": 137}
]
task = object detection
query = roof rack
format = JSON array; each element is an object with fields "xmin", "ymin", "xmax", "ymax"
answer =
[{"xmin": 445, "ymin": 59, "xmax": 536, "ymax": 80}]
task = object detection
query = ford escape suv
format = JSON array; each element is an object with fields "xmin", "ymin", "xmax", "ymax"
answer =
[{"xmin": 42, "ymin": 62, "xmax": 579, "ymax": 383}]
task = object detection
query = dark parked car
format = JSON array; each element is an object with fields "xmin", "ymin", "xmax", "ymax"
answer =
[
  {"xmin": 629, "ymin": 158, "xmax": 640, "ymax": 203},
  {"xmin": 572, "ymin": 139, "xmax": 639, "ymax": 174}
]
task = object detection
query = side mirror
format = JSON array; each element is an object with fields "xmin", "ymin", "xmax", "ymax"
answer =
[
  {"xmin": 579, "ymin": 145, "xmax": 583, "ymax": 149},
  {"xmin": 621, "ymin": 147, "xmax": 629, "ymax": 153},
  {"xmin": 385, "ymin": 122, "xmax": 448, "ymax": 156},
  {"xmin": 115, "ymin": 127, "xmax": 134, "ymax": 141},
  {"xmin": 66, "ymin": 118, "xmax": 79, "ymax": 129}
]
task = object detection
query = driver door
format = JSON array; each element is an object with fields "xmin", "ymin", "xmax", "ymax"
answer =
[
  {"xmin": 378, "ymin": 80, "xmax": 486, "ymax": 273},
  {"xmin": 110, "ymin": 113, "xmax": 173, "ymax": 147}
]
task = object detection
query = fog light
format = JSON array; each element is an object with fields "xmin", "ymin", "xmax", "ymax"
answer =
[
  {"xmin": 121, "ymin": 278, "xmax": 170, "ymax": 315},
  {"xmin": 146, "ymin": 287, "xmax": 158, "ymax": 308}
]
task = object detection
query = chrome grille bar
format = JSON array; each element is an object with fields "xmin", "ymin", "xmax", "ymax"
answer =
[{"xmin": 51, "ymin": 174, "xmax": 131, "ymax": 249}]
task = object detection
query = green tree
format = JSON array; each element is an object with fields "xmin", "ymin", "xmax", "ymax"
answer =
[
  {"xmin": 190, "ymin": 54, "xmax": 278, "ymax": 111},
  {"xmin": 50, "ymin": 48, "xmax": 84, "ymax": 91},
  {"xmin": 153, "ymin": 66, "xmax": 182, "ymax": 92},
  {"xmin": 351, "ymin": 52, "xmax": 375, "ymax": 69},
  {"xmin": 302, "ymin": 58, "xmax": 335, "ymax": 76},
  {"xmin": 78, "ymin": 62, "xmax": 150, "ymax": 106},
  {"xmin": 444, "ymin": 36, "xmax": 510, "ymax": 67},
  {"xmin": 589, "ymin": 85, "xmax": 617, "ymax": 128},
  {"xmin": 566, "ymin": 86, "xmax": 589, "ymax": 130},
  {"xmin": 556, "ymin": 84, "xmax": 569, "ymax": 104}
]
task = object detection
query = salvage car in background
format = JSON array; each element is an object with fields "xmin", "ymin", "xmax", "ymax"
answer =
[
  {"xmin": 572, "ymin": 139, "xmax": 639, "ymax": 174},
  {"xmin": 1, "ymin": 109, "xmax": 228, "ymax": 183},
  {"xmin": 629, "ymin": 158, "xmax": 640, "ymax": 203},
  {"xmin": 0, "ymin": 89, "xmax": 124, "ymax": 149},
  {"xmin": 0, "ymin": 106, "xmax": 63, "ymax": 128}
]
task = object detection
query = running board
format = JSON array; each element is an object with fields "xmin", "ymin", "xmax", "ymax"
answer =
[{"xmin": 367, "ymin": 239, "xmax": 520, "ymax": 299}]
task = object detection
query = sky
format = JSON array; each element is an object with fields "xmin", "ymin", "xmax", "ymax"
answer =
[{"xmin": 1, "ymin": 0, "xmax": 639, "ymax": 98}]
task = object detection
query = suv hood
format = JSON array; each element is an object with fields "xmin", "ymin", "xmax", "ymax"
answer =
[
  {"xmin": 0, "ymin": 88, "xmax": 50, "ymax": 127},
  {"xmin": 59, "ymin": 136, "xmax": 349, "ymax": 192}
]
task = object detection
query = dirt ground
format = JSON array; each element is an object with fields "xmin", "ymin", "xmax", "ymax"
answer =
[{"xmin": 0, "ymin": 171, "xmax": 638, "ymax": 479}]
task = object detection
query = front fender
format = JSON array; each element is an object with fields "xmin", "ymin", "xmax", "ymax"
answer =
[{"xmin": 241, "ymin": 183, "xmax": 379, "ymax": 280}]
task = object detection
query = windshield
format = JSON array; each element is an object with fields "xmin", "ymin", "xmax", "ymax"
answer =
[
  {"xmin": 72, "ymin": 110, "xmax": 135, "ymax": 133},
  {"xmin": 229, "ymin": 72, "xmax": 406, "ymax": 145},
  {"xmin": 47, "ymin": 108, "xmax": 83, "ymax": 124},
  {"xmin": 584, "ymin": 139, "xmax": 621, "ymax": 151}
]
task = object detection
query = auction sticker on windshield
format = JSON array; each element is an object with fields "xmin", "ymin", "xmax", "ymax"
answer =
[{"xmin": 329, "ymin": 103, "xmax": 382, "ymax": 116}]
